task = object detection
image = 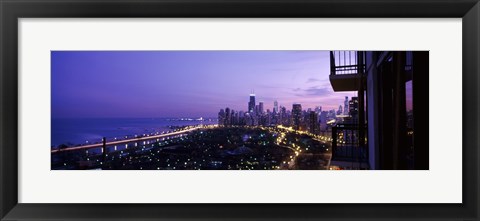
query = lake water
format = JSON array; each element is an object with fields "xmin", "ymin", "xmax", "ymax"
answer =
[{"xmin": 51, "ymin": 118, "xmax": 217, "ymax": 147}]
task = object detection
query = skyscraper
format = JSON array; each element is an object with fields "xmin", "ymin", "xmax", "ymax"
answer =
[
  {"xmin": 225, "ymin": 107, "xmax": 231, "ymax": 126},
  {"xmin": 248, "ymin": 93, "xmax": 256, "ymax": 113},
  {"xmin": 238, "ymin": 111, "xmax": 245, "ymax": 125},
  {"xmin": 259, "ymin": 102, "xmax": 264, "ymax": 114},
  {"xmin": 349, "ymin": 97, "xmax": 359, "ymax": 118},
  {"xmin": 344, "ymin": 96, "xmax": 349, "ymax": 115},
  {"xmin": 273, "ymin": 100, "xmax": 279, "ymax": 113},
  {"xmin": 218, "ymin": 109, "xmax": 225, "ymax": 126},
  {"xmin": 245, "ymin": 112, "xmax": 253, "ymax": 126},
  {"xmin": 280, "ymin": 106, "xmax": 287, "ymax": 126},
  {"xmin": 292, "ymin": 103, "xmax": 302, "ymax": 130},
  {"xmin": 319, "ymin": 111, "xmax": 328, "ymax": 132},
  {"xmin": 308, "ymin": 111, "xmax": 318, "ymax": 134},
  {"xmin": 230, "ymin": 109, "xmax": 236, "ymax": 125}
]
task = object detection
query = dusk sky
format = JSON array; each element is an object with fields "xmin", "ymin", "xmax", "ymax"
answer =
[{"xmin": 52, "ymin": 51, "xmax": 355, "ymax": 118}]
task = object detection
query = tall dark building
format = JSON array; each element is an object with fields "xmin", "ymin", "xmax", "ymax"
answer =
[
  {"xmin": 349, "ymin": 97, "xmax": 359, "ymax": 118},
  {"xmin": 319, "ymin": 111, "xmax": 328, "ymax": 132},
  {"xmin": 224, "ymin": 107, "xmax": 231, "ymax": 126},
  {"xmin": 308, "ymin": 111, "xmax": 318, "ymax": 134},
  {"xmin": 344, "ymin": 96, "xmax": 349, "ymax": 115},
  {"xmin": 248, "ymin": 93, "xmax": 256, "ymax": 113},
  {"xmin": 230, "ymin": 109, "xmax": 236, "ymax": 125},
  {"xmin": 292, "ymin": 103, "xmax": 302, "ymax": 130},
  {"xmin": 238, "ymin": 111, "xmax": 245, "ymax": 125},
  {"xmin": 280, "ymin": 106, "xmax": 287, "ymax": 126},
  {"xmin": 218, "ymin": 109, "xmax": 225, "ymax": 126}
]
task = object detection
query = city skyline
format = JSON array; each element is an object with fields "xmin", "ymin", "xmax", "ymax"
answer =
[
  {"xmin": 51, "ymin": 50, "xmax": 427, "ymax": 170},
  {"xmin": 52, "ymin": 51, "xmax": 354, "ymax": 118}
]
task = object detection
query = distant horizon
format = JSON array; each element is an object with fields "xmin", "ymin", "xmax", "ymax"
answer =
[{"xmin": 52, "ymin": 51, "xmax": 355, "ymax": 118}]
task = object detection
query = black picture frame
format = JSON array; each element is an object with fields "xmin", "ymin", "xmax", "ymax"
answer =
[{"xmin": 1, "ymin": 0, "xmax": 479, "ymax": 220}]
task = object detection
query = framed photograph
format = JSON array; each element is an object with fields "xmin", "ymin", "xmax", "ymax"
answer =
[{"xmin": 1, "ymin": 0, "xmax": 478, "ymax": 220}]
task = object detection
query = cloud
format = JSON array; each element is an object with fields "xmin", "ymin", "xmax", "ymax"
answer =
[
  {"xmin": 293, "ymin": 86, "xmax": 331, "ymax": 97},
  {"xmin": 306, "ymin": 78, "xmax": 321, "ymax": 83},
  {"xmin": 304, "ymin": 87, "xmax": 331, "ymax": 96}
]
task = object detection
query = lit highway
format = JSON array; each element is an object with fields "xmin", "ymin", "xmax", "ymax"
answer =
[{"xmin": 51, "ymin": 125, "xmax": 218, "ymax": 153}]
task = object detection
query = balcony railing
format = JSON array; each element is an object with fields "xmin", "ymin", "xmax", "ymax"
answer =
[
  {"xmin": 330, "ymin": 51, "xmax": 365, "ymax": 76},
  {"xmin": 331, "ymin": 124, "xmax": 368, "ymax": 163}
]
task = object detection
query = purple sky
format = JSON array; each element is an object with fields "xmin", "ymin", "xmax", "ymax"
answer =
[{"xmin": 52, "ymin": 51, "xmax": 355, "ymax": 118}]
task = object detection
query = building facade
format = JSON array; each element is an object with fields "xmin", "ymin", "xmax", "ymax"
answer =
[{"xmin": 329, "ymin": 51, "xmax": 428, "ymax": 170}]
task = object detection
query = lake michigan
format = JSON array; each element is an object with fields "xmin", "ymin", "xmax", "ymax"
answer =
[{"xmin": 51, "ymin": 118, "xmax": 217, "ymax": 147}]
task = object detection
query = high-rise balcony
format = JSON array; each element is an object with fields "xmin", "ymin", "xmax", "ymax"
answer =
[
  {"xmin": 330, "ymin": 123, "xmax": 369, "ymax": 169},
  {"xmin": 329, "ymin": 51, "xmax": 365, "ymax": 92}
]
